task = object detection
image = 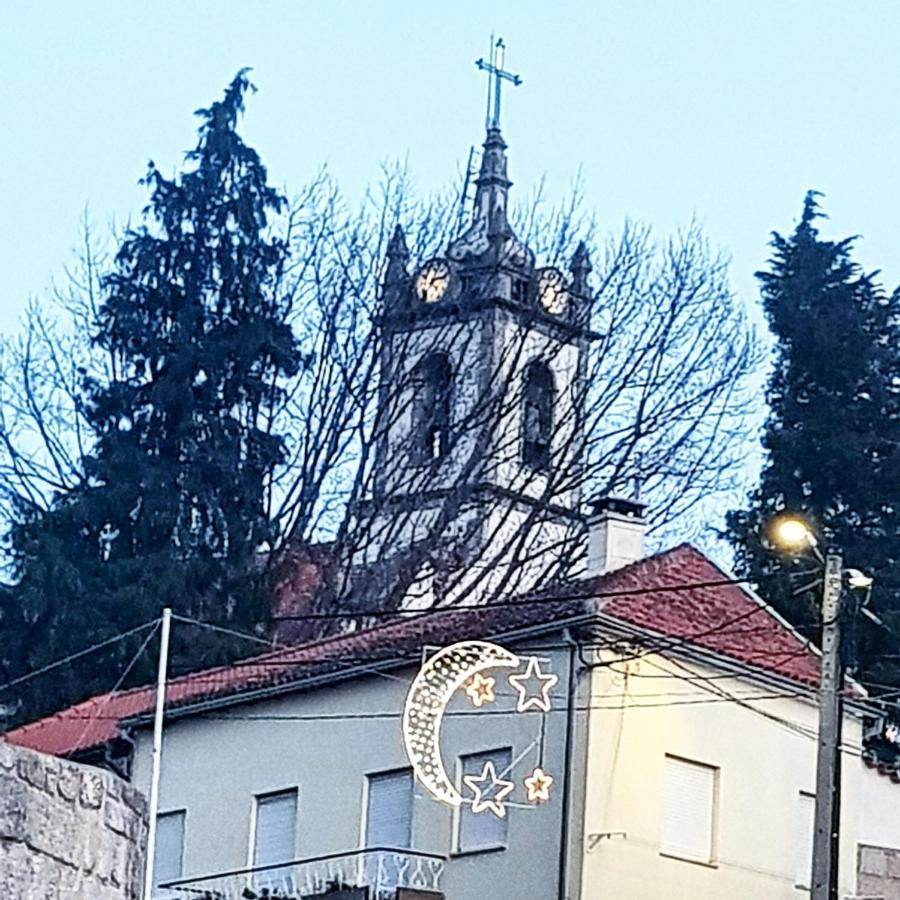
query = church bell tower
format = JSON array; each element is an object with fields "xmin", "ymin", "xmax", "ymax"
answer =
[{"xmin": 345, "ymin": 40, "xmax": 594, "ymax": 611}]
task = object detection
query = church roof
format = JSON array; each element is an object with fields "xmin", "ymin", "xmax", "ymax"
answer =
[{"xmin": 3, "ymin": 544, "xmax": 825, "ymax": 759}]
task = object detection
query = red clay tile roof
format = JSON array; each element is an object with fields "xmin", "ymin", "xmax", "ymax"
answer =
[{"xmin": 3, "ymin": 544, "xmax": 822, "ymax": 758}]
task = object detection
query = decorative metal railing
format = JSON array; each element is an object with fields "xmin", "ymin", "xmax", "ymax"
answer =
[{"xmin": 161, "ymin": 847, "xmax": 446, "ymax": 900}]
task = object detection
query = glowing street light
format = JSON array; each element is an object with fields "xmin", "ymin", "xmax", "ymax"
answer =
[
  {"xmin": 770, "ymin": 514, "xmax": 818, "ymax": 552},
  {"xmin": 767, "ymin": 513, "xmax": 873, "ymax": 900}
]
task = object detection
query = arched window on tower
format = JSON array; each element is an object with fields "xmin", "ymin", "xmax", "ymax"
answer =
[
  {"xmin": 413, "ymin": 353, "xmax": 452, "ymax": 463},
  {"xmin": 522, "ymin": 362, "xmax": 554, "ymax": 470}
]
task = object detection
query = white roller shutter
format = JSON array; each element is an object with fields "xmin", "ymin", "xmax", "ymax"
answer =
[
  {"xmin": 660, "ymin": 756, "xmax": 717, "ymax": 863},
  {"xmin": 366, "ymin": 770, "xmax": 413, "ymax": 849},
  {"xmin": 253, "ymin": 790, "xmax": 298, "ymax": 868},
  {"xmin": 794, "ymin": 792, "xmax": 815, "ymax": 888}
]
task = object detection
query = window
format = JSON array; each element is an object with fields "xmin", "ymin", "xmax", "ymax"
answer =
[
  {"xmin": 252, "ymin": 789, "xmax": 298, "ymax": 878},
  {"xmin": 511, "ymin": 278, "xmax": 528, "ymax": 305},
  {"xmin": 522, "ymin": 362, "xmax": 554, "ymax": 469},
  {"xmin": 660, "ymin": 756, "xmax": 717, "ymax": 864},
  {"xmin": 366, "ymin": 769, "xmax": 413, "ymax": 849},
  {"xmin": 457, "ymin": 748, "xmax": 511, "ymax": 852},
  {"xmin": 152, "ymin": 810, "xmax": 185, "ymax": 896},
  {"xmin": 413, "ymin": 353, "xmax": 452, "ymax": 462},
  {"xmin": 794, "ymin": 792, "xmax": 815, "ymax": 889}
]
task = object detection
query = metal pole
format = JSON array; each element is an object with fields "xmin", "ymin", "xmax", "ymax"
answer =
[
  {"xmin": 143, "ymin": 608, "xmax": 172, "ymax": 900},
  {"xmin": 811, "ymin": 554, "xmax": 842, "ymax": 900}
]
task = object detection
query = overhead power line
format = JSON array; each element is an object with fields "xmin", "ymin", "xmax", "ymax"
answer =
[
  {"xmin": 0, "ymin": 620, "xmax": 158, "ymax": 696},
  {"xmin": 261, "ymin": 575, "xmax": 756, "ymax": 623},
  {"xmin": 73, "ymin": 621, "xmax": 161, "ymax": 748},
  {"xmin": 29, "ymin": 689, "xmax": 818, "ymax": 724}
]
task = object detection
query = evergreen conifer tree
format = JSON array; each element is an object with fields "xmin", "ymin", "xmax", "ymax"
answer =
[
  {"xmin": 728, "ymin": 193, "xmax": 900, "ymax": 684},
  {"xmin": 3, "ymin": 71, "xmax": 300, "ymax": 723}
]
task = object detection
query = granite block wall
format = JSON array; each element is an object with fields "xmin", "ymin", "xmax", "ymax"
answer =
[{"xmin": 0, "ymin": 740, "xmax": 146, "ymax": 899}]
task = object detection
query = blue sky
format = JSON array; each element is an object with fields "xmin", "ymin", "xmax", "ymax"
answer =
[{"xmin": 3, "ymin": 1, "xmax": 898, "ymax": 335}]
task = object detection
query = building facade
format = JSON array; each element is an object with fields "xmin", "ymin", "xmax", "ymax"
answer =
[
  {"xmin": 580, "ymin": 646, "xmax": 863, "ymax": 898},
  {"xmin": 9, "ymin": 542, "xmax": 891, "ymax": 900}
]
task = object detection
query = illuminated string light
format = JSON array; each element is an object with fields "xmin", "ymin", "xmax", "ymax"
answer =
[
  {"xmin": 464, "ymin": 760, "xmax": 515, "ymax": 818},
  {"xmin": 508, "ymin": 656, "xmax": 558, "ymax": 712},
  {"xmin": 524, "ymin": 767, "xmax": 554, "ymax": 803},
  {"xmin": 465, "ymin": 672, "xmax": 496, "ymax": 707},
  {"xmin": 401, "ymin": 640, "xmax": 560, "ymax": 815},
  {"xmin": 401, "ymin": 640, "xmax": 519, "ymax": 807}
]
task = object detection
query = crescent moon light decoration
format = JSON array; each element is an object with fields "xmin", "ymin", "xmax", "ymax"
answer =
[{"xmin": 402, "ymin": 640, "xmax": 520, "ymax": 807}]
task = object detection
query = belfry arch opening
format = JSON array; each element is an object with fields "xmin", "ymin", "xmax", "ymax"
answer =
[
  {"xmin": 522, "ymin": 361, "xmax": 555, "ymax": 470},
  {"xmin": 413, "ymin": 353, "xmax": 453, "ymax": 463}
]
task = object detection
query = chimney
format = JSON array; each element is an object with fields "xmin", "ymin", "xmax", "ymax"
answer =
[{"xmin": 587, "ymin": 496, "xmax": 648, "ymax": 574}]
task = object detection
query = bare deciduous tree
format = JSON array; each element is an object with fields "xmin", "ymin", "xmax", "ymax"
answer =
[{"xmin": 0, "ymin": 157, "xmax": 761, "ymax": 638}]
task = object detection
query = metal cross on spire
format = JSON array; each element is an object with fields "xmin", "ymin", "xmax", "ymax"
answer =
[{"xmin": 476, "ymin": 36, "xmax": 522, "ymax": 131}]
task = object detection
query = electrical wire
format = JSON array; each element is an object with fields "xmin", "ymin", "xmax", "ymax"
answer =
[
  {"xmin": 237, "ymin": 575, "xmax": 758, "ymax": 624},
  {"xmin": 72, "ymin": 620, "xmax": 161, "ymax": 747},
  {"xmin": 0, "ymin": 620, "xmax": 159, "ymax": 696},
  {"xmin": 172, "ymin": 614, "xmax": 282, "ymax": 651},
  {"xmin": 2, "ymin": 580, "xmax": 833, "ymax": 755},
  {"xmin": 170, "ymin": 601, "xmax": 778, "ymax": 678},
  {"xmin": 30, "ymin": 689, "xmax": 816, "ymax": 724}
]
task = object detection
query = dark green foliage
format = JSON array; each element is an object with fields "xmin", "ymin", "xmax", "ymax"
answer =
[
  {"xmin": 728, "ymin": 193, "xmax": 900, "ymax": 685},
  {"xmin": 2, "ymin": 71, "xmax": 300, "ymax": 725}
]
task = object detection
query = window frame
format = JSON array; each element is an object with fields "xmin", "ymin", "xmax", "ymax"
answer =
[
  {"xmin": 794, "ymin": 790, "xmax": 816, "ymax": 889},
  {"xmin": 454, "ymin": 747, "xmax": 513, "ymax": 856},
  {"xmin": 510, "ymin": 278, "xmax": 529, "ymax": 305},
  {"xmin": 248, "ymin": 787, "xmax": 299, "ymax": 873},
  {"xmin": 362, "ymin": 767, "xmax": 414, "ymax": 851},
  {"xmin": 659, "ymin": 754, "xmax": 719, "ymax": 867},
  {"xmin": 152, "ymin": 808, "xmax": 186, "ymax": 898}
]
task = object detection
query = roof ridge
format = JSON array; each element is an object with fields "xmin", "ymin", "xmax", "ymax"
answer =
[{"xmin": 5, "ymin": 543, "xmax": 828, "ymax": 759}]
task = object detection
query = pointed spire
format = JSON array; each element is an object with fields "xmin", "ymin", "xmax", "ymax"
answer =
[
  {"xmin": 384, "ymin": 224, "xmax": 410, "ymax": 287},
  {"xmin": 472, "ymin": 128, "xmax": 512, "ymax": 239},
  {"xmin": 570, "ymin": 241, "xmax": 592, "ymax": 295}
]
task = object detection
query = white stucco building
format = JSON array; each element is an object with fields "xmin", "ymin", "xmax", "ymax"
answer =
[{"xmin": 10, "ymin": 534, "xmax": 897, "ymax": 900}]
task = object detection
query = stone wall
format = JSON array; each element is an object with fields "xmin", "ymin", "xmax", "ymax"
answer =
[
  {"xmin": 0, "ymin": 740, "xmax": 146, "ymax": 900},
  {"xmin": 857, "ymin": 843, "xmax": 900, "ymax": 899}
]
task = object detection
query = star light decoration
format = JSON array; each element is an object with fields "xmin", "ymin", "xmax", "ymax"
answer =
[
  {"xmin": 465, "ymin": 672, "xmax": 496, "ymax": 707},
  {"xmin": 401, "ymin": 640, "xmax": 559, "ymax": 821},
  {"xmin": 508, "ymin": 656, "xmax": 559, "ymax": 712},
  {"xmin": 524, "ymin": 766, "xmax": 554, "ymax": 803},
  {"xmin": 463, "ymin": 760, "xmax": 515, "ymax": 818}
]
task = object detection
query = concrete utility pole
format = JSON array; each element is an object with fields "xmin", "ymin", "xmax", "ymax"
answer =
[
  {"xmin": 143, "ymin": 608, "xmax": 172, "ymax": 900},
  {"xmin": 810, "ymin": 553, "xmax": 843, "ymax": 900}
]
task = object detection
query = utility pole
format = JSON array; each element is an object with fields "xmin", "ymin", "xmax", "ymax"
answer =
[
  {"xmin": 811, "ymin": 554, "xmax": 843, "ymax": 900},
  {"xmin": 143, "ymin": 608, "xmax": 172, "ymax": 900}
]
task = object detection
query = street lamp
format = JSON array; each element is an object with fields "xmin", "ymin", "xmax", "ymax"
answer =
[
  {"xmin": 769, "ymin": 514, "xmax": 845, "ymax": 900},
  {"xmin": 770, "ymin": 514, "xmax": 822, "ymax": 557}
]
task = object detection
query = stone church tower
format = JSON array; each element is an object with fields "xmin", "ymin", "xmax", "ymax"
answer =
[{"xmin": 344, "ymin": 119, "xmax": 594, "ymax": 611}]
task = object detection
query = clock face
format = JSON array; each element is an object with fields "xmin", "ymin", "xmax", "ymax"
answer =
[
  {"xmin": 537, "ymin": 268, "xmax": 568, "ymax": 315},
  {"xmin": 416, "ymin": 259, "xmax": 452, "ymax": 303}
]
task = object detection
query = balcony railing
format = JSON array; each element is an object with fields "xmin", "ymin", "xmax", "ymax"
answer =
[{"xmin": 161, "ymin": 848, "xmax": 446, "ymax": 900}]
